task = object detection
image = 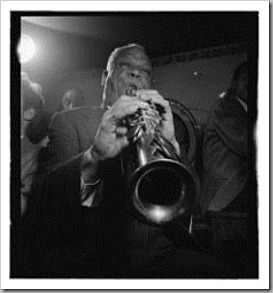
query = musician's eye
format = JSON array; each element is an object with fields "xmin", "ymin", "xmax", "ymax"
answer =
[
  {"xmin": 115, "ymin": 63, "xmax": 151, "ymax": 79},
  {"xmin": 142, "ymin": 69, "xmax": 151, "ymax": 77}
]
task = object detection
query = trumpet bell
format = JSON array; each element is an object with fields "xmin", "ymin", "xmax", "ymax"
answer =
[
  {"xmin": 128, "ymin": 159, "xmax": 197, "ymax": 225},
  {"xmin": 121, "ymin": 93, "xmax": 200, "ymax": 226}
]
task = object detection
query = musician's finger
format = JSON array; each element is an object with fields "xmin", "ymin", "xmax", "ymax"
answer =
[
  {"xmin": 116, "ymin": 126, "xmax": 127, "ymax": 136},
  {"xmin": 114, "ymin": 102, "xmax": 149, "ymax": 118},
  {"xmin": 140, "ymin": 94, "xmax": 172, "ymax": 118},
  {"xmin": 138, "ymin": 92, "xmax": 167, "ymax": 106},
  {"xmin": 136, "ymin": 89, "xmax": 158, "ymax": 96},
  {"xmin": 117, "ymin": 136, "xmax": 129, "ymax": 149}
]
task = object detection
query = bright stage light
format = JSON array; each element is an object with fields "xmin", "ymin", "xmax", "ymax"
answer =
[{"xmin": 17, "ymin": 34, "xmax": 36, "ymax": 63}]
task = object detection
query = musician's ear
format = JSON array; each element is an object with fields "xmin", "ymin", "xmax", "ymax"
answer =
[{"xmin": 101, "ymin": 70, "xmax": 108, "ymax": 87}]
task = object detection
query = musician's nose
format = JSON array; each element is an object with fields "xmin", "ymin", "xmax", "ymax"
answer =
[{"xmin": 129, "ymin": 69, "xmax": 141, "ymax": 79}]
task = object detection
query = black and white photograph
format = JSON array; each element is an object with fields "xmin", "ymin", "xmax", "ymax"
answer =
[{"xmin": 1, "ymin": 1, "xmax": 269, "ymax": 290}]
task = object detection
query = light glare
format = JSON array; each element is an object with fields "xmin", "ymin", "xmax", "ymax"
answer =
[
  {"xmin": 148, "ymin": 206, "xmax": 170, "ymax": 224},
  {"xmin": 17, "ymin": 34, "xmax": 36, "ymax": 63}
]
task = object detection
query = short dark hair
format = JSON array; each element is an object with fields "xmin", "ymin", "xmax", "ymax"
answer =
[
  {"xmin": 106, "ymin": 43, "xmax": 146, "ymax": 72},
  {"xmin": 63, "ymin": 88, "xmax": 85, "ymax": 107},
  {"xmin": 21, "ymin": 72, "xmax": 44, "ymax": 112}
]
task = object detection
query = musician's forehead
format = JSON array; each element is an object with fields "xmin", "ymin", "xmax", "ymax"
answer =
[{"xmin": 115, "ymin": 47, "xmax": 152, "ymax": 69}]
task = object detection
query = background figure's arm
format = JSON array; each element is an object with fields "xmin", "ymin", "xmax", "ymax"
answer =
[{"xmin": 213, "ymin": 100, "xmax": 247, "ymax": 157}]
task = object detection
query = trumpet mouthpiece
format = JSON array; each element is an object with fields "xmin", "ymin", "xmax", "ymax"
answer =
[{"xmin": 126, "ymin": 85, "xmax": 137, "ymax": 97}]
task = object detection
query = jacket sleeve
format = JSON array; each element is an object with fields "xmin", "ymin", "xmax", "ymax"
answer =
[
  {"xmin": 212, "ymin": 99, "xmax": 247, "ymax": 157},
  {"xmin": 44, "ymin": 112, "xmax": 81, "ymax": 171},
  {"xmin": 38, "ymin": 111, "xmax": 103, "ymax": 210}
]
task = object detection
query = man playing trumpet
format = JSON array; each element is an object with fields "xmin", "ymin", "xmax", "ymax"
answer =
[{"xmin": 27, "ymin": 44, "xmax": 229, "ymax": 278}]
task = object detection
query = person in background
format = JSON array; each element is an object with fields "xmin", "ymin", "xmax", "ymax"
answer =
[
  {"xmin": 21, "ymin": 44, "xmax": 230, "ymax": 278},
  {"xmin": 21, "ymin": 72, "xmax": 51, "ymax": 215},
  {"xmin": 11, "ymin": 73, "xmax": 52, "ymax": 277},
  {"xmin": 200, "ymin": 61, "xmax": 247, "ymax": 214},
  {"xmin": 199, "ymin": 62, "xmax": 249, "ymax": 276},
  {"xmin": 56, "ymin": 88, "xmax": 85, "ymax": 111}
]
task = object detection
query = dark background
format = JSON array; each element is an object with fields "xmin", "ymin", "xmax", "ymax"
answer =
[
  {"xmin": 19, "ymin": 12, "xmax": 257, "ymax": 70},
  {"xmin": 13, "ymin": 12, "xmax": 258, "ymax": 113}
]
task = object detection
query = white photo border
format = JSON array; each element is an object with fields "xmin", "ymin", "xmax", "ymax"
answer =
[{"xmin": 1, "ymin": 1, "xmax": 269, "ymax": 290}]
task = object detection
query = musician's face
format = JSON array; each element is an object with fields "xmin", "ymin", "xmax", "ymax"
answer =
[{"xmin": 104, "ymin": 47, "xmax": 153, "ymax": 106}]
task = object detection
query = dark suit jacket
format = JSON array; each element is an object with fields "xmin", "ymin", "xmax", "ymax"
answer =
[
  {"xmin": 32, "ymin": 105, "xmax": 227, "ymax": 277},
  {"xmin": 46, "ymin": 106, "xmax": 103, "ymax": 168},
  {"xmin": 37, "ymin": 106, "xmax": 103, "ymax": 206},
  {"xmin": 33, "ymin": 106, "xmax": 150, "ymax": 251},
  {"xmin": 199, "ymin": 95, "xmax": 247, "ymax": 214},
  {"xmin": 42, "ymin": 105, "xmax": 192, "ymax": 208}
]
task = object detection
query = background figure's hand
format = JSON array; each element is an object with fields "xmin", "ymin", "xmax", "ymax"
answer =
[
  {"xmin": 93, "ymin": 95, "xmax": 149, "ymax": 160},
  {"xmin": 136, "ymin": 89, "xmax": 180, "ymax": 155}
]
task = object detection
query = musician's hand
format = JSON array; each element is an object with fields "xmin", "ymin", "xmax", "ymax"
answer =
[
  {"xmin": 136, "ymin": 89, "xmax": 180, "ymax": 154},
  {"xmin": 92, "ymin": 95, "xmax": 149, "ymax": 160}
]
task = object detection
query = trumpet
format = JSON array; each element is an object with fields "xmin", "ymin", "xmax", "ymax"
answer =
[{"xmin": 121, "ymin": 87, "xmax": 197, "ymax": 225}]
